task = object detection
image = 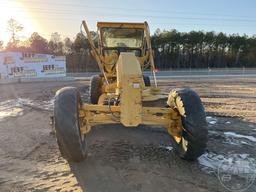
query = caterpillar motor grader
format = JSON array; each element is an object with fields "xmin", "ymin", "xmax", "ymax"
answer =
[{"xmin": 54, "ymin": 21, "xmax": 208, "ymax": 162}]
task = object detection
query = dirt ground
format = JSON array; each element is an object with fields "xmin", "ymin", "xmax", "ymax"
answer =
[{"xmin": 0, "ymin": 78, "xmax": 256, "ymax": 192}]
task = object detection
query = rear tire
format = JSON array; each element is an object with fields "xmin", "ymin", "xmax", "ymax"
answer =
[
  {"xmin": 167, "ymin": 88, "xmax": 208, "ymax": 161},
  {"xmin": 143, "ymin": 75, "xmax": 151, "ymax": 87},
  {"xmin": 90, "ymin": 75, "xmax": 102, "ymax": 104},
  {"xmin": 54, "ymin": 87, "xmax": 86, "ymax": 162}
]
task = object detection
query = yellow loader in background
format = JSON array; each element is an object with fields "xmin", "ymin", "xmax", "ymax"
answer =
[{"xmin": 54, "ymin": 21, "xmax": 208, "ymax": 162}]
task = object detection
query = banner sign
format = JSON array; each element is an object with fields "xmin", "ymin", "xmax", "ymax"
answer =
[{"xmin": 0, "ymin": 52, "xmax": 66, "ymax": 79}]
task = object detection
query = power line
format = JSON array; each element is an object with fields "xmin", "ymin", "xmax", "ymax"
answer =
[
  {"xmin": 1, "ymin": 1, "xmax": 255, "ymax": 38},
  {"xmin": 1, "ymin": 0, "xmax": 256, "ymax": 21},
  {"xmin": 2, "ymin": 6, "xmax": 256, "ymax": 24},
  {"xmin": 3, "ymin": 15, "xmax": 256, "ymax": 29},
  {"xmin": 3, "ymin": 0, "xmax": 255, "ymax": 20}
]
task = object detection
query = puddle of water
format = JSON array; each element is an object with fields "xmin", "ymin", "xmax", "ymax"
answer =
[
  {"xmin": 199, "ymin": 152, "xmax": 226, "ymax": 170},
  {"xmin": 0, "ymin": 98, "xmax": 54, "ymax": 121},
  {"xmin": 206, "ymin": 116, "xmax": 218, "ymax": 125},
  {"xmin": 209, "ymin": 121, "xmax": 217, "ymax": 125},
  {"xmin": 41, "ymin": 98, "xmax": 54, "ymax": 110},
  {"xmin": 249, "ymin": 124, "xmax": 255, "ymax": 128},
  {"xmin": 198, "ymin": 152, "xmax": 256, "ymax": 174},
  {"xmin": 209, "ymin": 130, "xmax": 256, "ymax": 146},
  {"xmin": 208, "ymin": 130, "xmax": 219, "ymax": 135},
  {"xmin": 0, "ymin": 108, "xmax": 23, "ymax": 121},
  {"xmin": 0, "ymin": 100, "xmax": 24, "ymax": 121},
  {"xmin": 17, "ymin": 98, "xmax": 54, "ymax": 111},
  {"xmin": 165, "ymin": 146, "xmax": 173, "ymax": 151},
  {"xmin": 159, "ymin": 145, "xmax": 173, "ymax": 151},
  {"xmin": 224, "ymin": 138, "xmax": 254, "ymax": 146},
  {"xmin": 223, "ymin": 138, "xmax": 253, "ymax": 146},
  {"xmin": 224, "ymin": 132, "xmax": 256, "ymax": 142}
]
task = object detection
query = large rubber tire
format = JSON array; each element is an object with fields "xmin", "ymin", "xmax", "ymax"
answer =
[
  {"xmin": 143, "ymin": 75, "xmax": 151, "ymax": 87},
  {"xmin": 54, "ymin": 87, "xmax": 86, "ymax": 162},
  {"xmin": 167, "ymin": 88, "xmax": 208, "ymax": 161},
  {"xmin": 90, "ymin": 75, "xmax": 102, "ymax": 104}
]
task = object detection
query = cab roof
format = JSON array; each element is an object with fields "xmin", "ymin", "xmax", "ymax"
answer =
[{"xmin": 97, "ymin": 22, "xmax": 147, "ymax": 29}]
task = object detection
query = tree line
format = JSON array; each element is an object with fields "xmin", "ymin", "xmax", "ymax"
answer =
[
  {"xmin": 1, "ymin": 19, "xmax": 256, "ymax": 69},
  {"xmin": 152, "ymin": 29, "xmax": 256, "ymax": 69}
]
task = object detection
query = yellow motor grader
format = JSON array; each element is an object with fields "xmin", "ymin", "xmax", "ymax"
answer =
[{"xmin": 54, "ymin": 21, "xmax": 208, "ymax": 162}]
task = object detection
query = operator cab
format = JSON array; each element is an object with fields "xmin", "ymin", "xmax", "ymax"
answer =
[{"xmin": 97, "ymin": 22, "xmax": 147, "ymax": 58}]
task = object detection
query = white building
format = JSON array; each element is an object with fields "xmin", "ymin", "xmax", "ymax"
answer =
[{"xmin": 0, "ymin": 52, "xmax": 66, "ymax": 79}]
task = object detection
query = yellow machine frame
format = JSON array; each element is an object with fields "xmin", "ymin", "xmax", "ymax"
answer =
[
  {"xmin": 53, "ymin": 20, "xmax": 207, "ymax": 163},
  {"xmin": 80, "ymin": 21, "xmax": 183, "ymax": 140}
]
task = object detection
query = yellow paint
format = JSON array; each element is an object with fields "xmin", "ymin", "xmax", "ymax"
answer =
[{"xmin": 79, "ymin": 21, "xmax": 182, "ymax": 138}]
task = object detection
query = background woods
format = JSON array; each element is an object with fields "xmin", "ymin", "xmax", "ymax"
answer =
[{"xmin": 1, "ymin": 19, "xmax": 256, "ymax": 70}]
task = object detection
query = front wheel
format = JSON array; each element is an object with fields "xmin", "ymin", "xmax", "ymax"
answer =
[
  {"xmin": 54, "ymin": 87, "xmax": 87, "ymax": 162},
  {"xmin": 167, "ymin": 88, "xmax": 208, "ymax": 161}
]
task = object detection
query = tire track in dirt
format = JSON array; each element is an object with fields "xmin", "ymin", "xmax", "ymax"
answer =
[
  {"xmin": 1, "ymin": 79, "xmax": 256, "ymax": 192},
  {"xmin": 0, "ymin": 144, "xmax": 82, "ymax": 191}
]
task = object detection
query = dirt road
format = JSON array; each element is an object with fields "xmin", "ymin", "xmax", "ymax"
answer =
[{"xmin": 0, "ymin": 78, "xmax": 256, "ymax": 192}]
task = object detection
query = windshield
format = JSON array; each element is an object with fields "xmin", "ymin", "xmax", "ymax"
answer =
[{"xmin": 101, "ymin": 28, "xmax": 144, "ymax": 48}]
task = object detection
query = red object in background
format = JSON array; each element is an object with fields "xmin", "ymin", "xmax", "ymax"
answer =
[{"xmin": 154, "ymin": 68, "xmax": 159, "ymax": 73}]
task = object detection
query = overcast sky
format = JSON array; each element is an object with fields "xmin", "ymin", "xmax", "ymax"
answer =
[{"xmin": 0, "ymin": 0, "xmax": 256, "ymax": 42}]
